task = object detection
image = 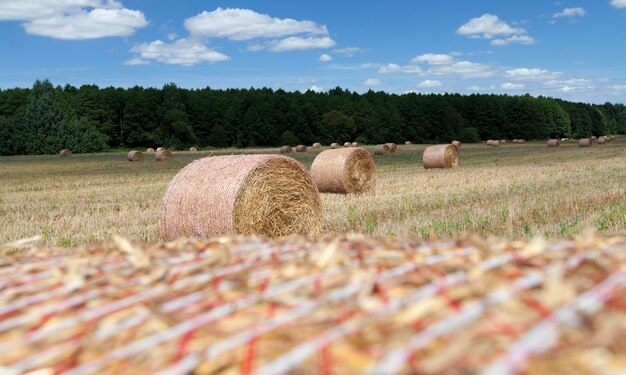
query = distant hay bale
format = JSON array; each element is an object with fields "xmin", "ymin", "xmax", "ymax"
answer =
[
  {"xmin": 487, "ymin": 140, "xmax": 494, "ymax": 145},
  {"xmin": 157, "ymin": 147, "xmax": 165, "ymax": 152},
  {"xmin": 598, "ymin": 136, "xmax": 607, "ymax": 144},
  {"xmin": 547, "ymin": 139, "xmax": 560, "ymax": 147},
  {"xmin": 405, "ymin": 141, "xmax": 412, "ymax": 145},
  {"xmin": 579, "ymin": 138, "xmax": 592, "ymax": 147},
  {"xmin": 423, "ymin": 144, "xmax": 459, "ymax": 169},
  {"xmin": 127, "ymin": 150, "xmax": 144, "ymax": 161},
  {"xmin": 344, "ymin": 142, "xmax": 351, "ymax": 147},
  {"xmin": 500, "ymin": 140, "xmax": 506, "ymax": 144},
  {"xmin": 385, "ymin": 143, "xmax": 397, "ymax": 153},
  {"xmin": 296, "ymin": 145, "xmax": 307, "ymax": 152},
  {"xmin": 310, "ymin": 147, "xmax": 376, "ymax": 194},
  {"xmin": 330, "ymin": 143, "xmax": 340, "ymax": 149},
  {"xmin": 451, "ymin": 140, "xmax": 461, "ymax": 150},
  {"xmin": 280, "ymin": 146, "xmax": 292, "ymax": 154},
  {"xmin": 351, "ymin": 142, "xmax": 359, "ymax": 147},
  {"xmin": 161, "ymin": 155, "xmax": 322, "ymax": 240},
  {"xmin": 491, "ymin": 140, "xmax": 500, "ymax": 147},
  {"xmin": 156, "ymin": 150, "xmax": 173, "ymax": 161},
  {"xmin": 512, "ymin": 139, "xmax": 518, "ymax": 143},
  {"xmin": 189, "ymin": 147, "xmax": 198, "ymax": 152},
  {"xmin": 59, "ymin": 149, "xmax": 71, "ymax": 157},
  {"xmin": 591, "ymin": 136, "xmax": 597, "ymax": 140},
  {"xmin": 312, "ymin": 142, "xmax": 322, "ymax": 148},
  {"xmin": 146, "ymin": 148, "xmax": 155, "ymax": 153},
  {"xmin": 517, "ymin": 139, "xmax": 525, "ymax": 144},
  {"xmin": 373, "ymin": 144, "xmax": 390, "ymax": 155},
  {"xmin": 560, "ymin": 138, "xmax": 569, "ymax": 142}
]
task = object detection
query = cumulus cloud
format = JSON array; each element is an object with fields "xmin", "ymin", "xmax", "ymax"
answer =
[
  {"xmin": 491, "ymin": 35, "xmax": 536, "ymax": 46},
  {"xmin": 553, "ymin": 7, "xmax": 586, "ymax": 18},
  {"xmin": 501, "ymin": 82, "xmax": 525, "ymax": 90},
  {"xmin": 411, "ymin": 53, "xmax": 454, "ymax": 65},
  {"xmin": 610, "ymin": 0, "xmax": 626, "ymax": 8},
  {"xmin": 332, "ymin": 47, "xmax": 366, "ymax": 56},
  {"xmin": 428, "ymin": 60, "xmax": 494, "ymax": 78},
  {"xmin": 378, "ymin": 63, "xmax": 422, "ymax": 74},
  {"xmin": 128, "ymin": 39, "xmax": 230, "ymax": 66},
  {"xmin": 417, "ymin": 80, "xmax": 442, "ymax": 88},
  {"xmin": 457, "ymin": 14, "xmax": 525, "ymax": 39},
  {"xmin": 505, "ymin": 68, "xmax": 563, "ymax": 80},
  {"xmin": 363, "ymin": 78, "xmax": 382, "ymax": 87},
  {"xmin": 318, "ymin": 53, "xmax": 332, "ymax": 62},
  {"xmin": 0, "ymin": 0, "xmax": 147, "ymax": 39},
  {"xmin": 123, "ymin": 57, "xmax": 149, "ymax": 66},
  {"xmin": 467, "ymin": 85, "xmax": 497, "ymax": 92},
  {"xmin": 305, "ymin": 85, "xmax": 323, "ymax": 93},
  {"xmin": 253, "ymin": 36, "xmax": 335, "ymax": 52}
]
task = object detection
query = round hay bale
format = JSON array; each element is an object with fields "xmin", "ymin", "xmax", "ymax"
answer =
[
  {"xmin": 157, "ymin": 147, "xmax": 165, "ymax": 152},
  {"xmin": 343, "ymin": 142, "xmax": 351, "ymax": 147},
  {"xmin": 162, "ymin": 155, "xmax": 322, "ymax": 240},
  {"xmin": 127, "ymin": 150, "xmax": 144, "ymax": 161},
  {"xmin": 146, "ymin": 148, "xmax": 155, "ymax": 153},
  {"xmin": 330, "ymin": 143, "xmax": 340, "ymax": 149},
  {"xmin": 156, "ymin": 150, "xmax": 173, "ymax": 161},
  {"xmin": 280, "ymin": 146, "xmax": 292, "ymax": 154},
  {"xmin": 423, "ymin": 144, "xmax": 459, "ymax": 169},
  {"xmin": 547, "ymin": 139, "xmax": 560, "ymax": 147},
  {"xmin": 310, "ymin": 148, "xmax": 376, "ymax": 194},
  {"xmin": 351, "ymin": 142, "xmax": 359, "ymax": 147},
  {"xmin": 451, "ymin": 140, "xmax": 461, "ymax": 150},
  {"xmin": 491, "ymin": 140, "xmax": 500, "ymax": 147},
  {"xmin": 579, "ymin": 138, "xmax": 592, "ymax": 147},
  {"xmin": 373, "ymin": 144, "xmax": 390, "ymax": 155},
  {"xmin": 59, "ymin": 149, "xmax": 71, "ymax": 157},
  {"xmin": 189, "ymin": 147, "xmax": 198, "ymax": 152},
  {"xmin": 560, "ymin": 138, "xmax": 569, "ymax": 142},
  {"xmin": 385, "ymin": 143, "xmax": 397, "ymax": 153},
  {"xmin": 598, "ymin": 136, "xmax": 607, "ymax": 144},
  {"xmin": 312, "ymin": 142, "xmax": 322, "ymax": 148},
  {"xmin": 500, "ymin": 140, "xmax": 507, "ymax": 144},
  {"xmin": 296, "ymin": 145, "xmax": 307, "ymax": 152},
  {"xmin": 512, "ymin": 139, "xmax": 519, "ymax": 143},
  {"xmin": 487, "ymin": 140, "xmax": 494, "ymax": 145},
  {"xmin": 591, "ymin": 136, "xmax": 597, "ymax": 141},
  {"xmin": 405, "ymin": 141, "xmax": 412, "ymax": 145}
]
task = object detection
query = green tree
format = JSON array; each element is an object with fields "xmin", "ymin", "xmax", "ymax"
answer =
[{"xmin": 322, "ymin": 110, "xmax": 355, "ymax": 142}]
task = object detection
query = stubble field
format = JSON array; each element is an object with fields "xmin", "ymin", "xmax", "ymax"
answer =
[{"xmin": 1, "ymin": 140, "xmax": 624, "ymax": 247}]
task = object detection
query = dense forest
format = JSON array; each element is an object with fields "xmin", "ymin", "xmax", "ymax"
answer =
[{"xmin": 0, "ymin": 79, "xmax": 624, "ymax": 155}]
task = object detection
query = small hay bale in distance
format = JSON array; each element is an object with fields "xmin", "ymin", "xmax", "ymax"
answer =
[
  {"xmin": 598, "ymin": 136, "xmax": 607, "ymax": 144},
  {"xmin": 157, "ymin": 147, "xmax": 165, "ymax": 152},
  {"xmin": 343, "ymin": 142, "xmax": 351, "ymax": 147},
  {"xmin": 451, "ymin": 140, "xmax": 461, "ymax": 150},
  {"xmin": 373, "ymin": 144, "xmax": 390, "ymax": 155},
  {"xmin": 127, "ymin": 150, "xmax": 144, "ymax": 161},
  {"xmin": 405, "ymin": 141, "xmax": 412, "ymax": 145},
  {"xmin": 312, "ymin": 142, "xmax": 322, "ymax": 148},
  {"xmin": 330, "ymin": 143, "xmax": 339, "ymax": 149},
  {"xmin": 423, "ymin": 144, "xmax": 459, "ymax": 169},
  {"xmin": 351, "ymin": 142, "xmax": 359, "ymax": 147},
  {"xmin": 500, "ymin": 139, "xmax": 506, "ymax": 144},
  {"xmin": 189, "ymin": 147, "xmax": 198, "ymax": 152},
  {"xmin": 146, "ymin": 147, "xmax": 155, "ymax": 153},
  {"xmin": 512, "ymin": 139, "xmax": 518, "ymax": 143},
  {"xmin": 161, "ymin": 154, "xmax": 322, "ymax": 239},
  {"xmin": 59, "ymin": 149, "xmax": 71, "ymax": 157},
  {"xmin": 579, "ymin": 138, "xmax": 592, "ymax": 147},
  {"xmin": 296, "ymin": 145, "xmax": 307, "ymax": 152},
  {"xmin": 310, "ymin": 147, "xmax": 376, "ymax": 194},
  {"xmin": 547, "ymin": 139, "xmax": 560, "ymax": 147},
  {"xmin": 487, "ymin": 140, "xmax": 494, "ymax": 145},
  {"xmin": 156, "ymin": 150, "xmax": 173, "ymax": 161},
  {"xmin": 591, "ymin": 136, "xmax": 597, "ymax": 141},
  {"xmin": 280, "ymin": 146, "xmax": 292, "ymax": 154},
  {"xmin": 491, "ymin": 140, "xmax": 500, "ymax": 147},
  {"xmin": 385, "ymin": 143, "xmax": 397, "ymax": 153}
]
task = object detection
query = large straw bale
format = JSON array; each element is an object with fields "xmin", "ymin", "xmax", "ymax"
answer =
[
  {"xmin": 59, "ymin": 149, "xmax": 71, "ymax": 157},
  {"xmin": 385, "ymin": 143, "xmax": 397, "ymax": 153},
  {"xmin": 310, "ymin": 148, "xmax": 376, "ymax": 194},
  {"xmin": 423, "ymin": 144, "xmax": 459, "ymax": 169},
  {"xmin": 579, "ymin": 138, "xmax": 592, "ymax": 147},
  {"xmin": 373, "ymin": 144, "xmax": 390, "ymax": 155},
  {"xmin": 547, "ymin": 139, "xmax": 560, "ymax": 147},
  {"xmin": 451, "ymin": 140, "xmax": 461, "ymax": 150},
  {"xmin": 162, "ymin": 155, "xmax": 322, "ymax": 239},
  {"xmin": 280, "ymin": 146, "xmax": 292, "ymax": 154},
  {"xmin": 296, "ymin": 145, "xmax": 307, "ymax": 152},
  {"xmin": 127, "ymin": 150, "xmax": 144, "ymax": 161},
  {"xmin": 156, "ymin": 150, "xmax": 173, "ymax": 161}
]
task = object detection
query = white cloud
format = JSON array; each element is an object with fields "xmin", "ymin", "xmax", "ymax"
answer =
[
  {"xmin": 268, "ymin": 36, "xmax": 335, "ymax": 51},
  {"xmin": 363, "ymin": 78, "xmax": 382, "ymax": 87},
  {"xmin": 505, "ymin": 68, "xmax": 562, "ymax": 80},
  {"xmin": 123, "ymin": 57, "xmax": 149, "ymax": 66},
  {"xmin": 167, "ymin": 32, "xmax": 177, "ymax": 41},
  {"xmin": 332, "ymin": 47, "xmax": 366, "ymax": 56},
  {"xmin": 378, "ymin": 63, "xmax": 422, "ymax": 74},
  {"xmin": 0, "ymin": 0, "xmax": 147, "ymax": 40},
  {"xmin": 553, "ymin": 7, "xmax": 586, "ymax": 18},
  {"xmin": 417, "ymin": 80, "xmax": 442, "ymax": 88},
  {"xmin": 318, "ymin": 53, "xmax": 332, "ymax": 62},
  {"xmin": 466, "ymin": 85, "xmax": 497, "ymax": 92},
  {"xmin": 129, "ymin": 39, "xmax": 230, "ymax": 66},
  {"xmin": 306, "ymin": 85, "xmax": 323, "ymax": 93},
  {"xmin": 411, "ymin": 53, "xmax": 455, "ymax": 65},
  {"xmin": 611, "ymin": 0, "xmax": 626, "ymax": 8},
  {"xmin": 501, "ymin": 82, "xmax": 525, "ymax": 90},
  {"xmin": 428, "ymin": 60, "xmax": 494, "ymax": 78},
  {"xmin": 457, "ymin": 14, "xmax": 525, "ymax": 39},
  {"xmin": 184, "ymin": 8, "xmax": 327, "ymax": 40},
  {"xmin": 491, "ymin": 35, "xmax": 536, "ymax": 46}
]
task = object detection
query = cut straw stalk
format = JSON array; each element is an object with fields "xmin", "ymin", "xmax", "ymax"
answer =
[{"xmin": 310, "ymin": 147, "xmax": 376, "ymax": 194}]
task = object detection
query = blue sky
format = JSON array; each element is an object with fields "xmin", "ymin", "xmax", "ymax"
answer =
[{"xmin": 1, "ymin": 0, "xmax": 625, "ymax": 103}]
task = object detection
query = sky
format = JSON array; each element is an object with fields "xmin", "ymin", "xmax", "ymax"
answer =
[{"xmin": 1, "ymin": 0, "xmax": 625, "ymax": 103}]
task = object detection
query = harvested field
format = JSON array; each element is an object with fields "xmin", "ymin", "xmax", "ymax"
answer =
[{"xmin": 0, "ymin": 234, "xmax": 625, "ymax": 374}]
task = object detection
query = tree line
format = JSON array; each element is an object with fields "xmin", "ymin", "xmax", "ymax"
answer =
[{"xmin": 0, "ymin": 79, "xmax": 624, "ymax": 155}]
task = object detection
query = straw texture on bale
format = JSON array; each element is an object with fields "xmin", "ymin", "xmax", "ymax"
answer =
[
  {"xmin": 343, "ymin": 142, "xmax": 351, "ymax": 147},
  {"xmin": 598, "ymin": 136, "xmax": 607, "ymax": 144},
  {"xmin": 423, "ymin": 144, "xmax": 459, "ymax": 169},
  {"xmin": 146, "ymin": 147, "xmax": 155, "ymax": 153},
  {"xmin": 310, "ymin": 147, "xmax": 376, "ymax": 194},
  {"xmin": 579, "ymin": 138, "xmax": 592, "ymax": 147},
  {"xmin": 280, "ymin": 146, "xmax": 292, "ymax": 154},
  {"xmin": 373, "ymin": 144, "xmax": 390, "ymax": 155},
  {"xmin": 451, "ymin": 140, "xmax": 461, "ymax": 149},
  {"xmin": 312, "ymin": 142, "xmax": 322, "ymax": 148},
  {"xmin": 491, "ymin": 140, "xmax": 500, "ymax": 147},
  {"xmin": 547, "ymin": 139, "xmax": 560, "ymax": 147},
  {"xmin": 330, "ymin": 143, "xmax": 339, "ymax": 149},
  {"xmin": 156, "ymin": 147, "xmax": 165, "ymax": 152},
  {"xmin": 405, "ymin": 141, "xmax": 412, "ymax": 145},
  {"xmin": 161, "ymin": 155, "xmax": 322, "ymax": 239},
  {"xmin": 127, "ymin": 150, "xmax": 144, "ymax": 161},
  {"xmin": 296, "ymin": 145, "xmax": 307, "ymax": 152},
  {"xmin": 385, "ymin": 143, "xmax": 397, "ymax": 153},
  {"xmin": 155, "ymin": 150, "xmax": 173, "ymax": 161},
  {"xmin": 59, "ymin": 149, "xmax": 71, "ymax": 157},
  {"xmin": 351, "ymin": 142, "xmax": 359, "ymax": 147},
  {"xmin": 189, "ymin": 147, "xmax": 198, "ymax": 152}
]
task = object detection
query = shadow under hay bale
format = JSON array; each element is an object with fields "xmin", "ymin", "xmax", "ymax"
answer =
[
  {"xmin": 310, "ymin": 147, "xmax": 376, "ymax": 194},
  {"xmin": 161, "ymin": 154, "xmax": 322, "ymax": 239},
  {"xmin": 280, "ymin": 146, "xmax": 292, "ymax": 154},
  {"xmin": 296, "ymin": 145, "xmax": 307, "ymax": 152},
  {"xmin": 127, "ymin": 150, "xmax": 144, "ymax": 161},
  {"xmin": 385, "ymin": 143, "xmax": 397, "ymax": 153},
  {"xmin": 452, "ymin": 140, "xmax": 461, "ymax": 150},
  {"xmin": 59, "ymin": 149, "xmax": 71, "ymax": 157},
  {"xmin": 156, "ymin": 150, "xmax": 173, "ymax": 161},
  {"xmin": 579, "ymin": 138, "xmax": 592, "ymax": 147},
  {"xmin": 373, "ymin": 144, "xmax": 390, "ymax": 155},
  {"xmin": 547, "ymin": 139, "xmax": 560, "ymax": 147},
  {"xmin": 423, "ymin": 144, "xmax": 459, "ymax": 169}
]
